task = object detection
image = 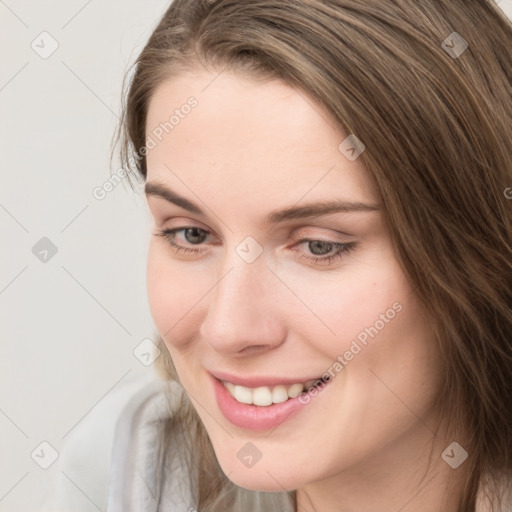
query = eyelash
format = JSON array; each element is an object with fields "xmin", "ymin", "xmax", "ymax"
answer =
[{"xmin": 153, "ymin": 227, "xmax": 356, "ymax": 265}]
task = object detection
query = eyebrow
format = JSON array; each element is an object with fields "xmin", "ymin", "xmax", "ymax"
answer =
[{"xmin": 144, "ymin": 181, "xmax": 380, "ymax": 224}]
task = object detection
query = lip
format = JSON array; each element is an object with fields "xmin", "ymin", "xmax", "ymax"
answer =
[
  {"xmin": 209, "ymin": 371, "xmax": 330, "ymax": 431},
  {"xmin": 209, "ymin": 369, "xmax": 324, "ymax": 388}
]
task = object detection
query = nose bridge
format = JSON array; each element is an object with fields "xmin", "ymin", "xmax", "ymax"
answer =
[
  {"xmin": 208, "ymin": 251, "xmax": 266, "ymax": 328},
  {"xmin": 199, "ymin": 246, "xmax": 284, "ymax": 353}
]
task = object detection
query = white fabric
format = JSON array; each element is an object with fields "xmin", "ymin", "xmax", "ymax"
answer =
[
  {"xmin": 41, "ymin": 369, "xmax": 193, "ymax": 512},
  {"xmin": 105, "ymin": 374, "xmax": 194, "ymax": 512}
]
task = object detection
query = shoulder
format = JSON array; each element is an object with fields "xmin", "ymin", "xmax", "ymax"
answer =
[
  {"xmin": 42, "ymin": 369, "xmax": 181, "ymax": 512},
  {"xmin": 106, "ymin": 372, "xmax": 194, "ymax": 512}
]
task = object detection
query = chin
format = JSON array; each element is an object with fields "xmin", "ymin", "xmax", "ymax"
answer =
[{"xmin": 213, "ymin": 452, "xmax": 300, "ymax": 491}]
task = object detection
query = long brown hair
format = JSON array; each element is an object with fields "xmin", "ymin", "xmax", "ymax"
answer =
[{"xmin": 113, "ymin": 1, "xmax": 512, "ymax": 510}]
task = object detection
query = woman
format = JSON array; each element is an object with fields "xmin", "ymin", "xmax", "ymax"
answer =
[{"xmin": 110, "ymin": 0, "xmax": 512, "ymax": 510}]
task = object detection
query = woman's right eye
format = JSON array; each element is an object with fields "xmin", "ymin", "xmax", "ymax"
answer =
[{"xmin": 153, "ymin": 227, "xmax": 212, "ymax": 254}]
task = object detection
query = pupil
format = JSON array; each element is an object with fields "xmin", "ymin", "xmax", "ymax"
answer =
[
  {"xmin": 309, "ymin": 240, "xmax": 332, "ymax": 255},
  {"xmin": 185, "ymin": 227, "xmax": 207, "ymax": 244}
]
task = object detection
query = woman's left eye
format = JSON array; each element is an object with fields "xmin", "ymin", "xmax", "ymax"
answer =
[
  {"xmin": 153, "ymin": 227, "xmax": 356, "ymax": 265},
  {"xmin": 293, "ymin": 239, "xmax": 357, "ymax": 264}
]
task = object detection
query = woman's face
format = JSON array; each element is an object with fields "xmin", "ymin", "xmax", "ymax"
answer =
[{"xmin": 144, "ymin": 67, "xmax": 443, "ymax": 491}]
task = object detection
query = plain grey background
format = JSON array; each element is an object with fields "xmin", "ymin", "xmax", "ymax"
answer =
[
  {"xmin": 0, "ymin": 1, "xmax": 170, "ymax": 510},
  {"xmin": 1, "ymin": 1, "xmax": 512, "ymax": 510}
]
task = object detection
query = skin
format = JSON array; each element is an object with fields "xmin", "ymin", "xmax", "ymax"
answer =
[{"xmin": 144, "ymin": 66, "xmax": 467, "ymax": 512}]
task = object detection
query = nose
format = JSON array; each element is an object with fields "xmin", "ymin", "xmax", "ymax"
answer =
[{"xmin": 199, "ymin": 251, "xmax": 287, "ymax": 356}]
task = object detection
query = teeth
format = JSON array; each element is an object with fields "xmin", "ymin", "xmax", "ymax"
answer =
[
  {"xmin": 253, "ymin": 387, "xmax": 273, "ymax": 406},
  {"xmin": 287, "ymin": 383, "xmax": 304, "ymax": 398},
  {"xmin": 234, "ymin": 385, "xmax": 253, "ymax": 405},
  {"xmin": 272, "ymin": 385, "xmax": 289, "ymax": 404},
  {"xmin": 222, "ymin": 379, "xmax": 320, "ymax": 407}
]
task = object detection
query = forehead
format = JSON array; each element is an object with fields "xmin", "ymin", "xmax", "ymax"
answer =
[{"xmin": 145, "ymin": 68, "xmax": 377, "ymax": 207}]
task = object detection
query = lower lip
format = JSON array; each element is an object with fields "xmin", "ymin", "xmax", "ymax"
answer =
[{"xmin": 211, "ymin": 374, "xmax": 326, "ymax": 431}]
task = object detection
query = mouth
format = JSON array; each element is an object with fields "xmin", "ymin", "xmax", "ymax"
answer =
[
  {"xmin": 209, "ymin": 371, "xmax": 331, "ymax": 431},
  {"xmin": 221, "ymin": 378, "xmax": 320, "ymax": 406}
]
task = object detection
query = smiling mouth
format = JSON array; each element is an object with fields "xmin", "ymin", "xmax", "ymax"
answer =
[{"xmin": 221, "ymin": 378, "xmax": 323, "ymax": 407}]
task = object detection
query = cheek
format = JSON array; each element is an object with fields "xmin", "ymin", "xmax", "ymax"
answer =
[
  {"xmin": 146, "ymin": 242, "xmax": 208, "ymax": 347},
  {"xmin": 293, "ymin": 252, "xmax": 410, "ymax": 361}
]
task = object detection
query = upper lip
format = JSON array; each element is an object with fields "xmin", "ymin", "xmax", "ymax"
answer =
[{"xmin": 209, "ymin": 369, "xmax": 324, "ymax": 388}]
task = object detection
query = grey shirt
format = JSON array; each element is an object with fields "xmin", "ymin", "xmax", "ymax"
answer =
[{"xmin": 42, "ymin": 370, "xmax": 193, "ymax": 512}]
